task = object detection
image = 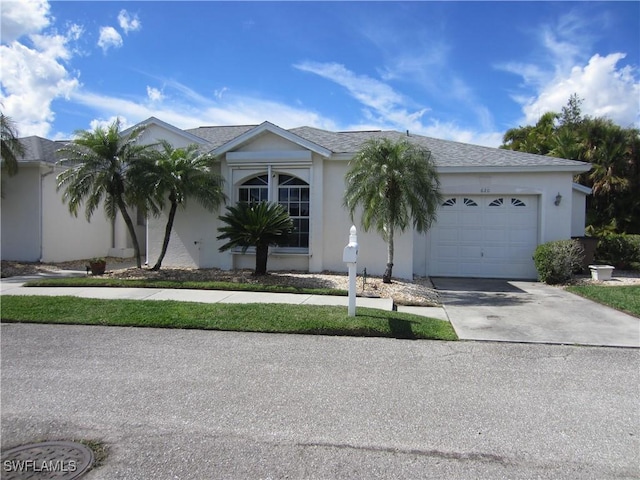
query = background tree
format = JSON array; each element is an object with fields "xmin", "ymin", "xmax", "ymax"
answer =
[
  {"xmin": 344, "ymin": 137, "xmax": 442, "ymax": 283},
  {"xmin": 217, "ymin": 202, "xmax": 293, "ymax": 276},
  {"xmin": 131, "ymin": 140, "xmax": 227, "ymax": 271},
  {"xmin": 56, "ymin": 119, "xmax": 154, "ymax": 268},
  {"xmin": 500, "ymin": 95, "xmax": 640, "ymax": 234},
  {"xmin": 1, "ymin": 112, "xmax": 25, "ymax": 176}
]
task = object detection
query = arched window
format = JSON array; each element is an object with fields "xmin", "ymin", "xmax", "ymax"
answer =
[
  {"xmin": 278, "ymin": 175, "xmax": 309, "ymax": 248},
  {"xmin": 237, "ymin": 173, "xmax": 309, "ymax": 249},
  {"xmin": 238, "ymin": 175, "xmax": 268, "ymax": 204}
]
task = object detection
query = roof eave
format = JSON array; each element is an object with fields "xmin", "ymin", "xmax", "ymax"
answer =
[{"xmin": 436, "ymin": 164, "xmax": 592, "ymax": 174}]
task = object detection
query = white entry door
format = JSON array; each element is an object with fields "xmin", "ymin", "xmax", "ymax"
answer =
[{"xmin": 428, "ymin": 195, "xmax": 539, "ymax": 278}]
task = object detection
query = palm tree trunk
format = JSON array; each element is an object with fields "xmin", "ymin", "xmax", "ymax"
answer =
[
  {"xmin": 116, "ymin": 196, "xmax": 142, "ymax": 268},
  {"xmin": 383, "ymin": 230, "xmax": 394, "ymax": 283},
  {"xmin": 152, "ymin": 200, "xmax": 177, "ymax": 271},
  {"xmin": 255, "ymin": 244, "xmax": 269, "ymax": 276}
]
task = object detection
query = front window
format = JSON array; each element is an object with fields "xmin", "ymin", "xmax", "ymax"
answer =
[
  {"xmin": 237, "ymin": 173, "xmax": 310, "ymax": 249},
  {"xmin": 278, "ymin": 175, "xmax": 309, "ymax": 248},
  {"xmin": 238, "ymin": 175, "xmax": 269, "ymax": 203}
]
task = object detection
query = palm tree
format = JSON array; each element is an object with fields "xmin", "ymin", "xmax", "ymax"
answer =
[
  {"xmin": 56, "ymin": 119, "xmax": 154, "ymax": 268},
  {"xmin": 217, "ymin": 201, "xmax": 293, "ymax": 276},
  {"xmin": 344, "ymin": 137, "xmax": 442, "ymax": 283},
  {"xmin": 1, "ymin": 112, "xmax": 25, "ymax": 176},
  {"xmin": 131, "ymin": 140, "xmax": 227, "ymax": 271}
]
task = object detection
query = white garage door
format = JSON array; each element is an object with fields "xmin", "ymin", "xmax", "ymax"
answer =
[{"xmin": 429, "ymin": 195, "xmax": 539, "ymax": 279}]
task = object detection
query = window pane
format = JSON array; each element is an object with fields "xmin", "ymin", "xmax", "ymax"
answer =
[
  {"xmin": 290, "ymin": 204, "xmax": 300, "ymax": 216},
  {"xmin": 279, "ymin": 189, "xmax": 288, "ymax": 202},
  {"xmin": 290, "ymin": 188, "xmax": 299, "ymax": 201},
  {"xmin": 301, "ymin": 189, "xmax": 310, "ymax": 201},
  {"xmin": 300, "ymin": 202, "xmax": 309, "ymax": 216}
]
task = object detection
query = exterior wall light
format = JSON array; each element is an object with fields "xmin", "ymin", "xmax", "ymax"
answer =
[{"xmin": 554, "ymin": 193, "xmax": 562, "ymax": 206}]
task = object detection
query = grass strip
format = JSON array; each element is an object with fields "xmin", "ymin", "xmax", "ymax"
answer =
[
  {"xmin": 25, "ymin": 277, "xmax": 348, "ymax": 296},
  {"xmin": 0, "ymin": 296, "xmax": 457, "ymax": 341},
  {"xmin": 566, "ymin": 285, "xmax": 640, "ymax": 317}
]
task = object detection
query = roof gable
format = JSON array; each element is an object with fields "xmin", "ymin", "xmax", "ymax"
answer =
[
  {"xmin": 124, "ymin": 117, "xmax": 210, "ymax": 146},
  {"xmin": 211, "ymin": 121, "xmax": 331, "ymax": 157}
]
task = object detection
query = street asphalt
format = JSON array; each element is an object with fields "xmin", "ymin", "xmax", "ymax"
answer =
[{"xmin": 1, "ymin": 323, "xmax": 639, "ymax": 479}]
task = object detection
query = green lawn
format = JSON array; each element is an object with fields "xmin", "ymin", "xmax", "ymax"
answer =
[
  {"xmin": 0, "ymin": 296, "xmax": 457, "ymax": 341},
  {"xmin": 25, "ymin": 277, "xmax": 348, "ymax": 296},
  {"xmin": 566, "ymin": 285, "xmax": 640, "ymax": 317}
]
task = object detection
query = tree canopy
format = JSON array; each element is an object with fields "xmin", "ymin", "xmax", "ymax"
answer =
[
  {"xmin": 56, "ymin": 119, "xmax": 155, "ymax": 267},
  {"xmin": 501, "ymin": 95, "xmax": 639, "ymax": 234},
  {"xmin": 344, "ymin": 137, "xmax": 442, "ymax": 282}
]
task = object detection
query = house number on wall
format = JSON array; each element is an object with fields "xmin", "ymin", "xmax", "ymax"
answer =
[{"xmin": 480, "ymin": 188, "xmax": 491, "ymax": 193}]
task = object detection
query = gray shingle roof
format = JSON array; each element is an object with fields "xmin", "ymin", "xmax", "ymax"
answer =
[
  {"xmin": 17, "ymin": 136, "xmax": 65, "ymax": 164},
  {"xmin": 185, "ymin": 125, "xmax": 257, "ymax": 149},
  {"xmin": 290, "ymin": 126, "xmax": 589, "ymax": 169},
  {"xmin": 181, "ymin": 124, "xmax": 591, "ymax": 170}
]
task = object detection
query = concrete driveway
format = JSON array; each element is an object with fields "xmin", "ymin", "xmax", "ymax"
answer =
[{"xmin": 432, "ymin": 278, "xmax": 640, "ymax": 348}]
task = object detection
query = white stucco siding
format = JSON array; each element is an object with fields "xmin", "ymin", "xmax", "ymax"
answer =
[
  {"xmin": 146, "ymin": 201, "xmax": 225, "ymax": 269},
  {"xmin": 1, "ymin": 166, "xmax": 42, "ymax": 261},
  {"xmin": 1, "ymin": 163, "xmax": 114, "ymax": 263},
  {"xmin": 321, "ymin": 160, "xmax": 414, "ymax": 279},
  {"xmin": 41, "ymin": 166, "xmax": 113, "ymax": 262},
  {"xmin": 137, "ymin": 124, "xmax": 199, "ymax": 150},
  {"xmin": 237, "ymin": 132, "xmax": 304, "ymax": 152}
]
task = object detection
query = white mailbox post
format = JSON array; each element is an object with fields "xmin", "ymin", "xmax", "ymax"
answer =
[{"xmin": 343, "ymin": 225, "xmax": 359, "ymax": 317}]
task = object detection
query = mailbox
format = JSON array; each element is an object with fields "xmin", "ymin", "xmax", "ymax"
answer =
[
  {"xmin": 343, "ymin": 244, "xmax": 358, "ymax": 263},
  {"xmin": 343, "ymin": 225, "xmax": 359, "ymax": 264}
]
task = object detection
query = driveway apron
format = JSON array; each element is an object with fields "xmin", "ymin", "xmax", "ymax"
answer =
[{"xmin": 432, "ymin": 277, "xmax": 640, "ymax": 347}]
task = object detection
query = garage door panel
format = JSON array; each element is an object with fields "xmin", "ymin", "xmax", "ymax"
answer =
[
  {"xmin": 434, "ymin": 227, "xmax": 459, "ymax": 242},
  {"xmin": 460, "ymin": 227, "xmax": 482, "ymax": 243},
  {"xmin": 428, "ymin": 195, "xmax": 538, "ymax": 279}
]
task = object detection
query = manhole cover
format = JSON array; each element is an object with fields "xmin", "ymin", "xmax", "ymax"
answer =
[{"xmin": 1, "ymin": 441, "xmax": 94, "ymax": 479}]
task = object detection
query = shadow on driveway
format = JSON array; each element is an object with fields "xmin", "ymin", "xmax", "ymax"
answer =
[{"xmin": 431, "ymin": 277, "xmax": 533, "ymax": 307}]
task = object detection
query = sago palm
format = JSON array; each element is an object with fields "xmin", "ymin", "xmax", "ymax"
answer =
[
  {"xmin": 344, "ymin": 137, "xmax": 442, "ymax": 283},
  {"xmin": 56, "ymin": 119, "xmax": 154, "ymax": 268},
  {"xmin": 217, "ymin": 201, "xmax": 293, "ymax": 276},
  {"xmin": 131, "ymin": 140, "xmax": 227, "ymax": 271}
]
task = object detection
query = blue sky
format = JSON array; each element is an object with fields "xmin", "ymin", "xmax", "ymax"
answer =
[{"xmin": 1, "ymin": 1, "xmax": 638, "ymax": 146}]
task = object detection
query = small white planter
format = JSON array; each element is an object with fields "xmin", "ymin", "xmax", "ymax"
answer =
[{"xmin": 589, "ymin": 265, "xmax": 615, "ymax": 281}]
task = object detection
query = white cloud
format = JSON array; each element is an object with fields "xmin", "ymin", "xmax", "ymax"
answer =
[
  {"xmin": 0, "ymin": 0, "xmax": 50, "ymax": 43},
  {"xmin": 97, "ymin": 26, "xmax": 122, "ymax": 52},
  {"xmin": 72, "ymin": 83, "xmax": 340, "ymax": 134},
  {"xmin": 520, "ymin": 53, "xmax": 639, "ymax": 128},
  {"xmin": 294, "ymin": 61, "xmax": 502, "ymax": 147},
  {"xmin": 214, "ymin": 87, "xmax": 228, "ymax": 99},
  {"xmin": 89, "ymin": 116, "xmax": 131, "ymax": 133},
  {"xmin": 118, "ymin": 10, "xmax": 141, "ymax": 34},
  {"xmin": 146, "ymin": 86, "xmax": 164, "ymax": 102},
  {"xmin": 499, "ymin": 10, "xmax": 639, "ymax": 128},
  {"xmin": 295, "ymin": 61, "xmax": 407, "ymax": 116},
  {"xmin": 0, "ymin": 25, "xmax": 80, "ymax": 137}
]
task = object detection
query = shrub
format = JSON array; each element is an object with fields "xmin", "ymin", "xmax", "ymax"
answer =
[
  {"xmin": 596, "ymin": 235, "xmax": 640, "ymax": 270},
  {"xmin": 533, "ymin": 239, "xmax": 585, "ymax": 285}
]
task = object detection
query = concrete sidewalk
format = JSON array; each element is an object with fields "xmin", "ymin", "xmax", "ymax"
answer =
[{"xmin": 0, "ymin": 273, "xmax": 449, "ymax": 320}]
